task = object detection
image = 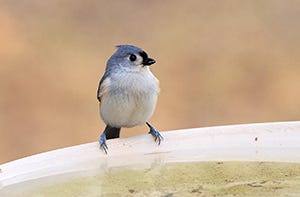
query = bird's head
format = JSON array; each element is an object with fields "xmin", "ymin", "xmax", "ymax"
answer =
[{"xmin": 107, "ymin": 45, "xmax": 156, "ymax": 69}]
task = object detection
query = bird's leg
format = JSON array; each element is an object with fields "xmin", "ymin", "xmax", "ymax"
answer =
[
  {"xmin": 146, "ymin": 122, "xmax": 163, "ymax": 145},
  {"xmin": 99, "ymin": 125, "xmax": 121, "ymax": 154},
  {"xmin": 99, "ymin": 129, "xmax": 108, "ymax": 154}
]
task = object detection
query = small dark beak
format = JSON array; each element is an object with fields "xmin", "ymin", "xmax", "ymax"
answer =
[{"xmin": 142, "ymin": 57, "xmax": 156, "ymax": 66}]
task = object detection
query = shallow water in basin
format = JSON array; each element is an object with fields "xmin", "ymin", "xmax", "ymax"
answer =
[{"xmin": 2, "ymin": 162, "xmax": 300, "ymax": 196}]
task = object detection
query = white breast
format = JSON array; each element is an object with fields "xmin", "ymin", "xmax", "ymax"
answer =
[{"xmin": 100, "ymin": 67, "xmax": 159, "ymax": 128}]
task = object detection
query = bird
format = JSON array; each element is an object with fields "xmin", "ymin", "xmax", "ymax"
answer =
[{"xmin": 97, "ymin": 45, "xmax": 163, "ymax": 153}]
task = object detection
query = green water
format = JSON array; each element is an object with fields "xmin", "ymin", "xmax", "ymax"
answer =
[{"xmin": 2, "ymin": 162, "xmax": 300, "ymax": 196}]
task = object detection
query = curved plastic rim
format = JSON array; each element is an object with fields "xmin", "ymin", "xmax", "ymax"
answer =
[{"xmin": 1, "ymin": 121, "xmax": 300, "ymax": 188}]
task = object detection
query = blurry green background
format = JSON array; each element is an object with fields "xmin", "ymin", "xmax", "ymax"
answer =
[{"xmin": 1, "ymin": 0, "xmax": 300, "ymax": 163}]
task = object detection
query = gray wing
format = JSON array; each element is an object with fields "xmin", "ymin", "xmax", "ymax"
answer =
[{"xmin": 97, "ymin": 71, "xmax": 110, "ymax": 102}]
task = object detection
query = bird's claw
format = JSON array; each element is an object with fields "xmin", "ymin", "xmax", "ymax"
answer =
[
  {"xmin": 99, "ymin": 133, "xmax": 108, "ymax": 154},
  {"xmin": 100, "ymin": 143, "xmax": 108, "ymax": 154},
  {"xmin": 148, "ymin": 127, "xmax": 163, "ymax": 145}
]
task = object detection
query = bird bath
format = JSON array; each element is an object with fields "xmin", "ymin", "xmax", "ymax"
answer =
[{"xmin": 1, "ymin": 122, "xmax": 300, "ymax": 196}]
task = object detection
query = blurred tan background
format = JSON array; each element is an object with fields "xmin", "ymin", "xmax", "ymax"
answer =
[{"xmin": 1, "ymin": 0, "xmax": 300, "ymax": 163}]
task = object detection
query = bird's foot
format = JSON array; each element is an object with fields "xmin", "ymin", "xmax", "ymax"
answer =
[
  {"xmin": 146, "ymin": 122, "xmax": 163, "ymax": 145},
  {"xmin": 99, "ymin": 132, "xmax": 108, "ymax": 154}
]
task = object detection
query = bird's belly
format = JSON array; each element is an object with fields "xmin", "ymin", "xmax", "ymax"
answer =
[{"xmin": 100, "ymin": 90, "xmax": 157, "ymax": 128}]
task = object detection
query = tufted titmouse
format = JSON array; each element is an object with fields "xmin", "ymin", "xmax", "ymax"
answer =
[{"xmin": 97, "ymin": 45, "xmax": 163, "ymax": 153}]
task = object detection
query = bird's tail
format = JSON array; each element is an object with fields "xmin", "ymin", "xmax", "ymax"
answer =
[{"xmin": 105, "ymin": 126, "xmax": 121, "ymax": 139}]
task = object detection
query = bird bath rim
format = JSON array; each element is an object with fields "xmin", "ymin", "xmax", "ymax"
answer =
[{"xmin": 1, "ymin": 121, "xmax": 300, "ymax": 188}]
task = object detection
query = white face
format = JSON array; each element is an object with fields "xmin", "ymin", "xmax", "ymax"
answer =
[{"xmin": 127, "ymin": 53, "xmax": 144, "ymax": 66}]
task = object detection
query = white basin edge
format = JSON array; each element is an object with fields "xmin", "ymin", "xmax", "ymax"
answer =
[{"xmin": 1, "ymin": 121, "xmax": 300, "ymax": 188}]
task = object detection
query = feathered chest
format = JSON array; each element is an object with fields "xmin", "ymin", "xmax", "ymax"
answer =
[{"xmin": 109, "ymin": 69, "xmax": 159, "ymax": 96}]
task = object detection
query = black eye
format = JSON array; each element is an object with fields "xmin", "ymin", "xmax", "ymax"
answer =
[{"xmin": 129, "ymin": 54, "xmax": 137, "ymax": 61}]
